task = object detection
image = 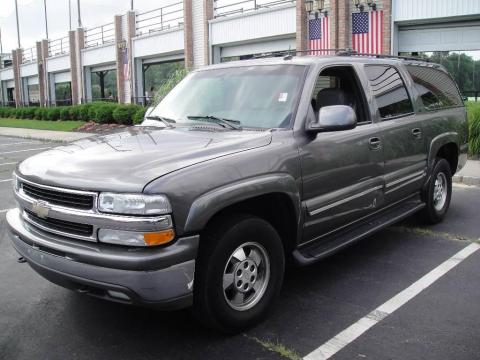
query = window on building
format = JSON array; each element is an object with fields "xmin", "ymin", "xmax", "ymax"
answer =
[
  {"xmin": 365, "ymin": 65, "xmax": 413, "ymax": 119},
  {"xmin": 28, "ymin": 84, "xmax": 40, "ymax": 105},
  {"xmin": 91, "ymin": 69, "xmax": 117, "ymax": 101},
  {"xmin": 406, "ymin": 65, "xmax": 463, "ymax": 111},
  {"xmin": 143, "ymin": 60, "xmax": 184, "ymax": 104},
  {"xmin": 55, "ymin": 82, "xmax": 72, "ymax": 106}
]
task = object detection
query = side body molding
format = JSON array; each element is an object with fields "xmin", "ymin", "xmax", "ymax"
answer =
[{"xmin": 183, "ymin": 174, "xmax": 301, "ymax": 234}]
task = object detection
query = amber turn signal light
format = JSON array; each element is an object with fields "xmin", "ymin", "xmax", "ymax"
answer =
[{"xmin": 143, "ymin": 229, "xmax": 175, "ymax": 246}]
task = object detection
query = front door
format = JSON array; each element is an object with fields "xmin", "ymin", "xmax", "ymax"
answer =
[
  {"xmin": 300, "ymin": 65, "xmax": 384, "ymax": 244},
  {"xmin": 364, "ymin": 65, "xmax": 427, "ymax": 204}
]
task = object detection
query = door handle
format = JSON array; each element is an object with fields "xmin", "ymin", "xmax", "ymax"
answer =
[
  {"xmin": 411, "ymin": 128, "xmax": 422, "ymax": 139},
  {"xmin": 369, "ymin": 137, "xmax": 382, "ymax": 151}
]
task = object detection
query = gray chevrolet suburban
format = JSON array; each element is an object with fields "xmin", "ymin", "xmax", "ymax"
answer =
[{"xmin": 6, "ymin": 54, "xmax": 468, "ymax": 333}]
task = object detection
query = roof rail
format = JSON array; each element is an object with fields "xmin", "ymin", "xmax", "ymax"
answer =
[{"xmin": 335, "ymin": 50, "xmax": 431, "ymax": 62}]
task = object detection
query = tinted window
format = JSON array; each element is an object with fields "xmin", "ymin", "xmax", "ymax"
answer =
[
  {"xmin": 365, "ymin": 65, "xmax": 413, "ymax": 119},
  {"xmin": 406, "ymin": 65, "xmax": 463, "ymax": 111}
]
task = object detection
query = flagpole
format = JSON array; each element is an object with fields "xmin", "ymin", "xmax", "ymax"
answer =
[
  {"xmin": 77, "ymin": 0, "xmax": 82, "ymax": 28},
  {"xmin": 44, "ymin": 0, "xmax": 49, "ymax": 39},
  {"xmin": 14, "ymin": 0, "xmax": 21, "ymax": 48},
  {"xmin": 69, "ymin": 0, "xmax": 72, "ymax": 30},
  {"xmin": 0, "ymin": 27, "xmax": 3, "ymax": 54}
]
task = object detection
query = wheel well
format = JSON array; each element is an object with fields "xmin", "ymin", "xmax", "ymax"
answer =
[
  {"xmin": 203, "ymin": 193, "xmax": 298, "ymax": 257},
  {"xmin": 436, "ymin": 143, "xmax": 458, "ymax": 175}
]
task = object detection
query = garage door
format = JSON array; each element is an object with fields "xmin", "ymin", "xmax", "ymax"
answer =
[{"xmin": 398, "ymin": 22, "xmax": 480, "ymax": 52}]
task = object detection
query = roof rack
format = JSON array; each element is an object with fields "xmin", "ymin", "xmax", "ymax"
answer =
[{"xmin": 336, "ymin": 50, "xmax": 431, "ymax": 62}]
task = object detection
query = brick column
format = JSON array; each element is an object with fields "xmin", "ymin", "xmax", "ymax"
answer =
[
  {"xmin": 330, "ymin": 0, "xmax": 338, "ymax": 49},
  {"xmin": 296, "ymin": 0, "xmax": 307, "ymax": 54},
  {"xmin": 382, "ymin": 0, "xmax": 392, "ymax": 54},
  {"xmin": 77, "ymin": 29, "xmax": 85, "ymax": 103},
  {"xmin": 127, "ymin": 11, "xmax": 136, "ymax": 103},
  {"xmin": 204, "ymin": 0, "xmax": 214, "ymax": 64},
  {"xmin": 183, "ymin": 0, "xmax": 194, "ymax": 70},
  {"xmin": 114, "ymin": 15, "xmax": 126, "ymax": 103},
  {"xmin": 12, "ymin": 49, "xmax": 23, "ymax": 107},
  {"xmin": 337, "ymin": 0, "xmax": 350, "ymax": 50},
  {"xmin": 68, "ymin": 30, "xmax": 80, "ymax": 105},
  {"xmin": 41, "ymin": 40, "xmax": 49, "ymax": 105},
  {"xmin": 36, "ymin": 41, "xmax": 46, "ymax": 106}
]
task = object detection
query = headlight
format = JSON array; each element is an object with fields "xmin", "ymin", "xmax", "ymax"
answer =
[
  {"xmin": 98, "ymin": 228, "xmax": 175, "ymax": 246},
  {"xmin": 98, "ymin": 193, "xmax": 172, "ymax": 215}
]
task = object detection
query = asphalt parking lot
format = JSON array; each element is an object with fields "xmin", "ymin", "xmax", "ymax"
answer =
[{"xmin": 0, "ymin": 135, "xmax": 479, "ymax": 360}]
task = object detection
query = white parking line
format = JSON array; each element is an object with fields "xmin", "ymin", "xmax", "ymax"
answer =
[
  {"xmin": 0, "ymin": 179, "xmax": 12, "ymax": 183},
  {"xmin": 0, "ymin": 208, "xmax": 11, "ymax": 213},
  {"xmin": 304, "ymin": 242, "xmax": 480, "ymax": 360},
  {"xmin": 0, "ymin": 141, "xmax": 39, "ymax": 147},
  {"xmin": 0, "ymin": 162, "xmax": 18, "ymax": 166},
  {"xmin": 0, "ymin": 147, "xmax": 51, "ymax": 155}
]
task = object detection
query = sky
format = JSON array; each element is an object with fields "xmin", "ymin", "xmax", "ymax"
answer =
[{"xmin": 0, "ymin": 0, "xmax": 179, "ymax": 52}]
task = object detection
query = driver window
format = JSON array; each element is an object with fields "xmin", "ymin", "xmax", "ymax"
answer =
[{"xmin": 311, "ymin": 66, "xmax": 370, "ymax": 124}]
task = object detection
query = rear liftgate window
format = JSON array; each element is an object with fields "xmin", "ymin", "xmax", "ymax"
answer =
[{"xmin": 365, "ymin": 65, "xmax": 413, "ymax": 119}]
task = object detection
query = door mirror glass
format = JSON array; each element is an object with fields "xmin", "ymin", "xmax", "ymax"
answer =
[{"xmin": 308, "ymin": 105, "xmax": 357, "ymax": 132}]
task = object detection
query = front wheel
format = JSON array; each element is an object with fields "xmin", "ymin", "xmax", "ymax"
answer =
[
  {"xmin": 421, "ymin": 158, "xmax": 452, "ymax": 224},
  {"xmin": 193, "ymin": 214, "xmax": 285, "ymax": 333}
]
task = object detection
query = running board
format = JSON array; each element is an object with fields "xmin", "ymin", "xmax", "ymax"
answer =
[{"xmin": 294, "ymin": 198, "xmax": 425, "ymax": 266}]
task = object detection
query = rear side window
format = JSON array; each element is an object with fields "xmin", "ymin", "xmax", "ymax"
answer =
[
  {"xmin": 406, "ymin": 65, "xmax": 463, "ymax": 111},
  {"xmin": 365, "ymin": 65, "xmax": 413, "ymax": 119}
]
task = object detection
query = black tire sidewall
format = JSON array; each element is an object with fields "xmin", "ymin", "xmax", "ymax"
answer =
[
  {"xmin": 196, "ymin": 215, "xmax": 285, "ymax": 332},
  {"xmin": 425, "ymin": 159, "xmax": 452, "ymax": 223}
]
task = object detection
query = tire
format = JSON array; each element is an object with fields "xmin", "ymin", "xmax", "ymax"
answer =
[
  {"xmin": 421, "ymin": 158, "xmax": 452, "ymax": 224},
  {"xmin": 193, "ymin": 214, "xmax": 285, "ymax": 333}
]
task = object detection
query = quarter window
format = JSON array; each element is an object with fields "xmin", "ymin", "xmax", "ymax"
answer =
[
  {"xmin": 365, "ymin": 65, "xmax": 413, "ymax": 119},
  {"xmin": 406, "ymin": 65, "xmax": 463, "ymax": 111}
]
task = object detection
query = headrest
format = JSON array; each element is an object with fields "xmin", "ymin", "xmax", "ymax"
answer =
[{"xmin": 316, "ymin": 88, "xmax": 351, "ymax": 112}]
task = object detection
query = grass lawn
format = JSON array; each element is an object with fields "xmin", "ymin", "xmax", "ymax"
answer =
[{"xmin": 0, "ymin": 118, "xmax": 85, "ymax": 132}]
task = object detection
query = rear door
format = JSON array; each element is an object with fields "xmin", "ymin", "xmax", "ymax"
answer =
[{"xmin": 364, "ymin": 64, "xmax": 427, "ymax": 204}]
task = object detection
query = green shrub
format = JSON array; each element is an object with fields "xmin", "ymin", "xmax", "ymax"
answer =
[
  {"xmin": 95, "ymin": 104, "xmax": 117, "ymax": 124},
  {"xmin": 133, "ymin": 107, "xmax": 147, "ymax": 124},
  {"xmin": 467, "ymin": 102, "xmax": 480, "ymax": 156},
  {"xmin": 113, "ymin": 104, "xmax": 142, "ymax": 125},
  {"xmin": 46, "ymin": 107, "xmax": 61, "ymax": 121},
  {"xmin": 59, "ymin": 107, "xmax": 71, "ymax": 120}
]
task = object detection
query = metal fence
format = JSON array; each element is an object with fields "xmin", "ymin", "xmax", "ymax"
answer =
[
  {"xmin": 48, "ymin": 36, "xmax": 70, "ymax": 57},
  {"xmin": 85, "ymin": 22, "xmax": 115, "ymax": 48},
  {"xmin": 22, "ymin": 47, "xmax": 37, "ymax": 64},
  {"xmin": 214, "ymin": 0, "xmax": 295, "ymax": 17},
  {"xmin": 136, "ymin": 2, "xmax": 184, "ymax": 36}
]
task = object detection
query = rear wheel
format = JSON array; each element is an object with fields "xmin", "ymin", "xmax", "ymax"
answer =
[
  {"xmin": 194, "ymin": 214, "xmax": 285, "ymax": 333},
  {"xmin": 422, "ymin": 158, "xmax": 452, "ymax": 224}
]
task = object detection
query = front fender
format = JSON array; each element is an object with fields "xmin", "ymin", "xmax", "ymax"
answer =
[{"xmin": 183, "ymin": 173, "xmax": 301, "ymax": 234}]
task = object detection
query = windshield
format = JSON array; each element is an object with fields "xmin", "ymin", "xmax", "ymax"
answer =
[{"xmin": 149, "ymin": 65, "xmax": 306, "ymax": 129}]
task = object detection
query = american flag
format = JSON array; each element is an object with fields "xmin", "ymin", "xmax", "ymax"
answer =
[
  {"xmin": 309, "ymin": 16, "xmax": 330, "ymax": 55},
  {"xmin": 122, "ymin": 48, "xmax": 130, "ymax": 80},
  {"xmin": 352, "ymin": 11, "xmax": 383, "ymax": 54}
]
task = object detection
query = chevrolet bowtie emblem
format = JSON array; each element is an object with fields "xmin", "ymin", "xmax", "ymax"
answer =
[{"xmin": 32, "ymin": 201, "xmax": 50, "ymax": 219}]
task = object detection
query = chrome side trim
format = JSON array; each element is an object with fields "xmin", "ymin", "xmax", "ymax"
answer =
[
  {"xmin": 308, "ymin": 185, "xmax": 383, "ymax": 216},
  {"xmin": 386, "ymin": 171, "xmax": 425, "ymax": 189},
  {"xmin": 22, "ymin": 210, "xmax": 97, "ymax": 242},
  {"xmin": 385, "ymin": 174, "xmax": 425, "ymax": 195}
]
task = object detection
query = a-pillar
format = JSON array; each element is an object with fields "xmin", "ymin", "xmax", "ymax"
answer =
[{"xmin": 12, "ymin": 49, "xmax": 23, "ymax": 107}]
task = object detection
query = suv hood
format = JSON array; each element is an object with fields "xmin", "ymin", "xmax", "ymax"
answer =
[{"xmin": 18, "ymin": 126, "xmax": 272, "ymax": 192}]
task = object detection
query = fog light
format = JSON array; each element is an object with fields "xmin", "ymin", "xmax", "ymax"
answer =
[{"xmin": 98, "ymin": 228, "xmax": 175, "ymax": 246}]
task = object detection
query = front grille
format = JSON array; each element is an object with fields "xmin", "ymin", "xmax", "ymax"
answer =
[
  {"xmin": 22, "ymin": 182, "xmax": 94, "ymax": 210},
  {"xmin": 24, "ymin": 209, "xmax": 94, "ymax": 237}
]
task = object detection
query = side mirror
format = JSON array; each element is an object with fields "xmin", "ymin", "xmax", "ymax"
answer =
[{"xmin": 307, "ymin": 105, "xmax": 357, "ymax": 133}]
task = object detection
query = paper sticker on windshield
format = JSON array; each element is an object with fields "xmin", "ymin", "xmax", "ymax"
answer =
[{"xmin": 278, "ymin": 93, "xmax": 288, "ymax": 102}]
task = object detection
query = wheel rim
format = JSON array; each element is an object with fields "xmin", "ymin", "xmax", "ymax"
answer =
[
  {"xmin": 433, "ymin": 172, "xmax": 448, "ymax": 211},
  {"xmin": 223, "ymin": 242, "xmax": 270, "ymax": 311}
]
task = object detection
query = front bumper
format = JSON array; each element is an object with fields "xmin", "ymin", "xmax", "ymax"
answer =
[{"xmin": 6, "ymin": 208, "xmax": 198, "ymax": 309}]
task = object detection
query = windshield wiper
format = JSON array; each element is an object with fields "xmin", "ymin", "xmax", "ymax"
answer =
[
  {"xmin": 145, "ymin": 116, "xmax": 176, "ymax": 128},
  {"xmin": 187, "ymin": 115, "xmax": 242, "ymax": 130}
]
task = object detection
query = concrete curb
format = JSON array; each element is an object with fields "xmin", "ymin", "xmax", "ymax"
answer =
[
  {"xmin": 453, "ymin": 175, "xmax": 480, "ymax": 187},
  {"xmin": 0, "ymin": 128, "xmax": 93, "ymax": 143}
]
